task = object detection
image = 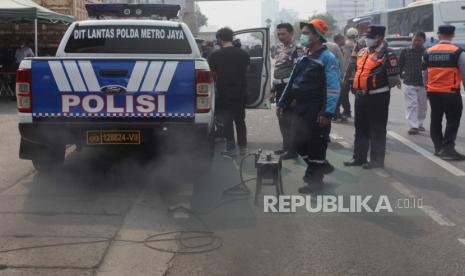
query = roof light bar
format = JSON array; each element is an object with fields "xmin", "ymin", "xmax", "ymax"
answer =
[{"xmin": 85, "ymin": 4, "xmax": 181, "ymax": 20}]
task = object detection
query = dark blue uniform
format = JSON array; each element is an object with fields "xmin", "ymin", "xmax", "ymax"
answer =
[{"xmin": 278, "ymin": 46, "xmax": 341, "ymax": 185}]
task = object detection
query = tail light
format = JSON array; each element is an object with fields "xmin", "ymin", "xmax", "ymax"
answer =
[
  {"xmin": 195, "ymin": 69, "xmax": 213, "ymax": 113},
  {"xmin": 16, "ymin": 68, "xmax": 32, "ymax": 113}
]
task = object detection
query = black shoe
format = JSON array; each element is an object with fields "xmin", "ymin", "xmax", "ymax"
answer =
[
  {"xmin": 439, "ymin": 149, "xmax": 465, "ymax": 161},
  {"xmin": 275, "ymin": 149, "xmax": 286, "ymax": 155},
  {"xmin": 281, "ymin": 152, "xmax": 298, "ymax": 160},
  {"xmin": 298, "ymin": 183, "xmax": 323, "ymax": 194},
  {"xmin": 408, "ymin": 128, "xmax": 419, "ymax": 135},
  {"xmin": 343, "ymin": 159, "xmax": 367, "ymax": 167},
  {"xmin": 418, "ymin": 126, "xmax": 426, "ymax": 132},
  {"xmin": 362, "ymin": 162, "xmax": 384, "ymax": 169}
]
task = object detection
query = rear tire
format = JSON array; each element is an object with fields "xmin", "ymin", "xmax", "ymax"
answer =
[{"xmin": 31, "ymin": 144, "xmax": 65, "ymax": 173}]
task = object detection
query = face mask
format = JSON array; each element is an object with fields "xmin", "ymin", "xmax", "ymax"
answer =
[
  {"xmin": 366, "ymin": 38, "xmax": 377, "ymax": 48},
  {"xmin": 299, "ymin": 34, "xmax": 311, "ymax": 47}
]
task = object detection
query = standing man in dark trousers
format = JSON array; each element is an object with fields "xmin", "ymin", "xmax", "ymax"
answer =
[
  {"xmin": 278, "ymin": 19, "xmax": 341, "ymax": 193},
  {"xmin": 209, "ymin": 27, "xmax": 251, "ymax": 157},
  {"xmin": 424, "ymin": 25, "xmax": 465, "ymax": 160},
  {"xmin": 273, "ymin": 23, "xmax": 299, "ymax": 159},
  {"xmin": 344, "ymin": 25, "xmax": 400, "ymax": 169}
]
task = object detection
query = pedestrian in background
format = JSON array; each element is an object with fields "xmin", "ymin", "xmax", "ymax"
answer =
[
  {"xmin": 335, "ymin": 28, "xmax": 358, "ymax": 121},
  {"xmin": 273, "ymin": 22, "xmax": 299, "ymax": 159},
  {"xmin": 343, "ymin": 17, "xmax": 372, "ymax": 93},
  {"xmin": 399, "ymin": 32, "xmax": 427, "ymax": 135},
  {"xmin": 15, "ymin": 41, "xmax": 34, "ymax": 68},
  {"xmin": 278, "ymin": 19, "xmax": 341, "ymax": 193},
  {"xmin": 325, "ymin": 40, "xmax": 344, "ymax": 73},
  {"xmin": 424, "ymin": 25, "xmax": 465, "ymax": 160},
  {"xmin": 209, "ymin": 27, "xmax": 251, "ymax": 157},
  {"xmin": 344, "ymin": 25, "xmax": 400, "ymax": 169}
]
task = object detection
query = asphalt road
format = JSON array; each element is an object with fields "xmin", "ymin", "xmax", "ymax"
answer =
[{"xmin": 1, "ymin": 88, "xmax": 465, "ymax": 276}]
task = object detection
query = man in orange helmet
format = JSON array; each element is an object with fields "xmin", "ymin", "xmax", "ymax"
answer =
[
  {"xmin": 424, "ymin": 25, "xmax": 465, "ymax": 160},
  {"xmin": 277, "ymin": 19, "xmax": 341, "ymax": 193}
]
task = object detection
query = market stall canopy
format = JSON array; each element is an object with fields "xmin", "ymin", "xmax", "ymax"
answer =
[{"xmin": 0, "ymin": 0, "xmax": 74, "ymax": 23}]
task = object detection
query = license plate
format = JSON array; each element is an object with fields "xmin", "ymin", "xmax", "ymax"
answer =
[{"xmin": 86, "ymin": 130, "xmax": 141, "ymax": 145}]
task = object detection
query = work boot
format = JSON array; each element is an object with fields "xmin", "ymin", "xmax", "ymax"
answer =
[{"xmin": 408, "ymin": 128, "xmax": 419, "ymax": 135}]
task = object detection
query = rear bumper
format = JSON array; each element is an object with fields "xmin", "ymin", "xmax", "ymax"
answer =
[{"xmin": 19, "ymin": 120, "xmax": 211, "ymax": 147}]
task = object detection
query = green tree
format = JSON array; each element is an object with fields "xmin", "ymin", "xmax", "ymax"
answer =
[{"xmin": 195, "ymin": 4, "xmax": 208, "ymax": 29}]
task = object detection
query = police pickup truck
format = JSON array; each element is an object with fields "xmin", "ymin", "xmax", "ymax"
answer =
[{"xmin": 16, "ymin": 4, "xmax": 270, "ymax": 172}]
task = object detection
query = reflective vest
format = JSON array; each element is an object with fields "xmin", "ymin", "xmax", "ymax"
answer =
[
  {"xmin": 425, "ymin": 43, "xmax": 462, "ymax": 93},
  {"xmin": 353, "ymin": 48, "xmax": 389, "ymax": 91}
]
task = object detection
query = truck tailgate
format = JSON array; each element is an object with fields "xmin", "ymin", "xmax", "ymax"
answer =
[{"xmin": 31, "ymin": 59, "xmax": 195, "ymax": 119}]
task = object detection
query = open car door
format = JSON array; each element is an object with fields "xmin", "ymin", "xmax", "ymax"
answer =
[{"xmin": 233, "ymin": 28, "xmax": 271, "ymax": 109}]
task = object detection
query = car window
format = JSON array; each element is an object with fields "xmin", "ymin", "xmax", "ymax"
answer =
[{"xmin": 65, "ymin": 25, "xmax": 192, "ymax": 54}]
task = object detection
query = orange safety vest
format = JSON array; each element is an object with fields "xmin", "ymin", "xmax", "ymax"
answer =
[
  {"xmin": 425, "ymin": 43, "xmax": 462, "ymax": 93},
  {"xmin": 353, "ymin": 48, "xmax": 388, "ymax": 91}
]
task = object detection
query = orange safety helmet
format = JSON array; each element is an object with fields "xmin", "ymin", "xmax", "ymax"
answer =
[{"xmin": 300, "ymin": 19, "xmax": 328, "ymax": 42}]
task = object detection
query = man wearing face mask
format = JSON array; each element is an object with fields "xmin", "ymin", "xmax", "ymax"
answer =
[
  {"xmin": 344, "ymin": 25, "xmax": 400, "ymax": 169},
  {"xmin": 277, "ymin": 19, "xmax": 341, "ymax": 193}
]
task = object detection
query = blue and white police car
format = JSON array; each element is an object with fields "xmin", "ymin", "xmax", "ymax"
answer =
[{"xmin": 16, "ymin": 4, "xmax": 270, "ymax": 172}]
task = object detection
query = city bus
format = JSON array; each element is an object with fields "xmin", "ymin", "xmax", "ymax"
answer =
[{"xmin": 345, "ymin": 0, "xmax": 465, "ymax": 48}]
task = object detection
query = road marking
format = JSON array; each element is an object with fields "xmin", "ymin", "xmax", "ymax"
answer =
[
  {"xmin": 330, "ymin": 133, "xmax": 344, "ymax": 141},
  {"xmin": 374, "ymin": 169, "xmax": 389, "ymax": 178},
  {"xmin": 388, "ymin": 131, "xmax": 465, "ymax": 177},
  {"xmin": 458, "ymin": 238, "xmax": 465, "ymax": 246},
  {"xmin": 421, "ymin": 205, "xmax": 456, "ymax": 227},
  {"xmin": 338, "ymin": 141, "xmax": 352, "ymax": 149},
  {"xmin": 390, "ymin": 181, "xmax": 456, "ymax": 227},
  {"xmin": 390, "ymin": 181, "xmax": 416, "ymax": 198}
]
